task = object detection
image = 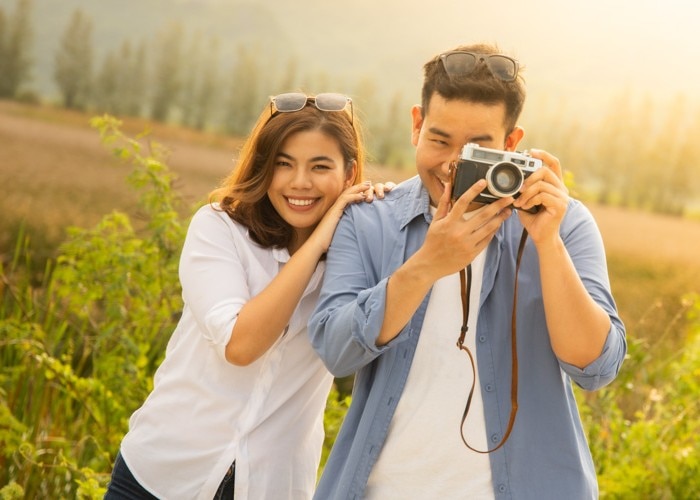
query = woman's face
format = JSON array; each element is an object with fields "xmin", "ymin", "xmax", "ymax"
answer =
[{"xmin": 267, "ymin": 129, "xmax": 354, "ymax": 244}]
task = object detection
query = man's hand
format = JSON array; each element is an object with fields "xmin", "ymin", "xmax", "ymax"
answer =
[
  {"xmin": 377, "ymin": 179, "xmax": 512, "ymax": 346},
  {"xmin": 512, "ymin": 149, "xmax": 569, "ymax": 247}
]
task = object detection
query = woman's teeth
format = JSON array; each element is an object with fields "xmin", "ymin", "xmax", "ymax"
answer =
[{"xmin": 288, "ymin": 198, "xmax": 315, "ymax": 206}]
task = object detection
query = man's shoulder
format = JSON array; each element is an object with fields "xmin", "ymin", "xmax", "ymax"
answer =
[{"xmin": 347, "ymin": 175, "xmax": 423, "ymax": 217}]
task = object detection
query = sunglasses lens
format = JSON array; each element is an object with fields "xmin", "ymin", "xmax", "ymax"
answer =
[
  {"xmin": 273, "ymin": 93, "xmax": 308, "ymax": 112},
  {"xmin": 442, "ymin": 52, "xmax": 477, "ymax": 78},
  {"xmin": 314, "ymin": 93, "xmax": 350, "ymax": 112},
  {"xmin": 487, "ymin": 55, "xmax": 517, "ymax": 81}
]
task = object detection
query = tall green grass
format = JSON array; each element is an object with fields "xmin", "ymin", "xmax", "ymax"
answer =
[{"xmin": 1, "ymin": 118, "xmax": 698, "ymax": 498}]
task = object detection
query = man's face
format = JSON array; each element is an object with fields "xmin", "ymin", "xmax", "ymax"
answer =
[{"xmin": 411, "ymin": 93, "xmax": 523, "ymax": 207}]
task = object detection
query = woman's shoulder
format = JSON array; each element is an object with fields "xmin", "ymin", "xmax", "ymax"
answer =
[{"xmin": 188, "ymin": 203, "xmax": 247, "ymax": 235}]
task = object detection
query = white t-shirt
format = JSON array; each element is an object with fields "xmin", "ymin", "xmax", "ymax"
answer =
[
  {"xmin": 366, "ymin": 208, "xmax": 494, "ymax": 499},
  {"xmin": 119, "ymin": 204, "xmax": 333, "ymax": 500}
]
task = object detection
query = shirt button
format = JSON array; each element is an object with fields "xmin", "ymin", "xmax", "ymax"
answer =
[
  {"xmin": 491, "ymin": 434, "xmax": 500, "ymax": 443},
  {"xmin": 485, "ymin": 384, "xmax": 494, "ymax": 392},
  {"xmin": 478, "ymin": 335, "xmax": 487, "ymax": 343},
  {"xmin": 498, "ymin": 484, "xmax": 507, "ymax": 493}
]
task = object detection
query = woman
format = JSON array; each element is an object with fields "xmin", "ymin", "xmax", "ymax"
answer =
[{"xmin": 105, "ymin": 92, "xmax": 390, "ymax": 499}]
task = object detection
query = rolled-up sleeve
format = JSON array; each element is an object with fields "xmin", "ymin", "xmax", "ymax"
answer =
[
  {"xmin": 560, "ymin": 322, "xmax": 626, "ymax": 390},
  {"xmin": 178, "ymin": 207, "xmax": 250, "ymax": 360},
  {"xmin": 557, "ymin": 201, "xmax": 627, "ymax": 390},
  {"xmin": 309, "ymin": 208, "xmax": 401, "ymax": 377}
]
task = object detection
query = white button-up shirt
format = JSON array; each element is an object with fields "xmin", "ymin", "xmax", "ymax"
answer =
[{"xmin": 120, "ymin": 204, "xmax": 332, "ymax": 499}]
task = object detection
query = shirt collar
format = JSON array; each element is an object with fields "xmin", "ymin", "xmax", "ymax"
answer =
[
  {"xmin": 272, "ymin": 246, "xmax": 290, "ymax": 263},
  {"xmin": 397, "ymin": 176, "xmax": 432, "ymax": 230}
]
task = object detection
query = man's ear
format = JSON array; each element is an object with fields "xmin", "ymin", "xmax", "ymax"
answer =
[
  {"xmin": 411, "ymin": 105, "xmax": 424, "ymax": 147},
  {"xmin": 504, "ymin": 126, "xmax": 524, "ymax": 151}
]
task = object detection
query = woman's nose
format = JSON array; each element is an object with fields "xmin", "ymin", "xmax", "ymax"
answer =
[{"xmin": 290, "ymin": 167, "xmax": 312, "ymax": 188}]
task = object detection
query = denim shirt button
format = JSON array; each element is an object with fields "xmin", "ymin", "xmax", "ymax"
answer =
[
  {"xmin": 478, "ymin": 335, "xmax": 487, "ymax": 343},
  {"xmin": 491, "ymin": 434, "xmax": 499, "ymax": 443},
  {"xmin": 498, "ymin": 484, "xmax": 507, "ymax": 493},
  {"xmin": 485, "ymin": 384, "xmax": 494, "ymax": 392}
]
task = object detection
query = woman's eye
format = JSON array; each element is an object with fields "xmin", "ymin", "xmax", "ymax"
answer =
[{"xmin": 313, "ymin": 164, "xmax": 332, "ymax": 170}]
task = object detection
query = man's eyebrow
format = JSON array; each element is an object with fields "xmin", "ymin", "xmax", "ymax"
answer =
[
  {"xmin": 427, "ymin": 127, "xmax": 495, "ymax": 144},
  {"xmin": 469, "ymin": 134, "xmax": 495, "ymax": 143},
  {"xmin": 427, "ymin": 126, "xmax": 450, "ymax": 139}
]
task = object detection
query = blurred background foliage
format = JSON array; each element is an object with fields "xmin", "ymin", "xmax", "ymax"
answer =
[
  {"xmin": 1, "ymin": 0, "xmax": 699, "ymax": 497},
  {"xmin": 1, "ymin": 0, "xmax": 700, "ymax": 215}
]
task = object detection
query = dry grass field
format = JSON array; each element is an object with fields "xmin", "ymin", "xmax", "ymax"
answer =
[{"xmin": 3, "ymin": 98, "xmax": 700, "ymax": 306}]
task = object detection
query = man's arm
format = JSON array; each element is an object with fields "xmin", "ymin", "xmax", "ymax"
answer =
[
  {"xmin": 377, "ymin": 183, "xmax": 514, "ymax": 346},
  {"xmin": 310, "ymin": 180, "xmax": 514, "ymax": 376},
  {"xmin": 514, "ymin": 150, "xmax": 621, "ymax": 370}
]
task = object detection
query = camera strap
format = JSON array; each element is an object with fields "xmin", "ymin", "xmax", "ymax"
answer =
[{"xmin": 456, "ymin": 228, "xmax": 528, "ymax": 453}]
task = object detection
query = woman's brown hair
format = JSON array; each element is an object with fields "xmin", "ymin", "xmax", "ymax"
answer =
[{"xmin": 209, "ymin": 100, "xmax": 365, "ymax": 249}]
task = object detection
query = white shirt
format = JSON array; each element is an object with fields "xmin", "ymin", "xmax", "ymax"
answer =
[
  {"xmin": 120, "ymin": 204, "xmax": 333, "ymax": 500},
  {"xmin": 366, "ymin": 208, "xmax": 494, "ymax": 499}
]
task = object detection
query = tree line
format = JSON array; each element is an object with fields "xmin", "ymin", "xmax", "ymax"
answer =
[
  {"xmin": 0, "ymin": 0, "xmax": 698, "ymax": 215},
  {"xmin": 0, "ymin": 0, "xmax": 413, "ymax": 167}
]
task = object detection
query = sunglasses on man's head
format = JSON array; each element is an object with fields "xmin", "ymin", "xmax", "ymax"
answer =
[
  {"xmin": 439, "ymin": 51, "xmax": 519, "ymax": 82},
  {"xmin": 270, "ymin": 93, "xmax": 353, "ymax": 123}
]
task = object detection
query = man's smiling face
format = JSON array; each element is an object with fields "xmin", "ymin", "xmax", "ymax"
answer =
[{"xmin": 411, "ymin": 92, "xmax": 521, "ymax": 207}]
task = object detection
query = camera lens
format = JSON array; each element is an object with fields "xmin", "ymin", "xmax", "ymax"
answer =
[{"xmin": 486, "ymin": 162, "xmax": 523, "ymax": 197}]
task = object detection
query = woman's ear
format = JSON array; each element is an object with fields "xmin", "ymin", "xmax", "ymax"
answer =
[{"xmin": 345, "ymin": 160, "xmax": 358, "ymax": 187}]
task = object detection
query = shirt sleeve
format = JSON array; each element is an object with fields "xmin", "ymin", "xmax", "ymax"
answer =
[
  {"xmin": 557, "ymin": 201, "xmax": 627, "ymax": 390},
  {"xmin": 309, "ymin": 209, "xmax": 399, "ymax": 378},
  {"xmin": 178, "ymin": 206, "xmax": 250, "ymax": 360}
]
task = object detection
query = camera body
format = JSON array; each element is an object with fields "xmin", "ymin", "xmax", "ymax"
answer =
[{"xmin": 450, "ymin": 143, "xmax": 542, "ymax": 213}]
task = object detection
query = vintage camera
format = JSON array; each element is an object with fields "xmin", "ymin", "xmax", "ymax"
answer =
[{"xmin": 450, "ymin": 143, "xmax": 542, "ymax": 213}]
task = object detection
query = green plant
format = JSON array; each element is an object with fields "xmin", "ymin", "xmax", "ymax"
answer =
[
  {"xmin": 0, "ymin": 116, "xmax": 187, "ymax": 498},
  {"xmin": 577, "ymin": 293, "xmax": 700, "ymax": 498}
]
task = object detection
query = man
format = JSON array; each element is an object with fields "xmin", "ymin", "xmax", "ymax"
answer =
[{"xmin": 309, "ymin": 43, "xmax": 626, "ymax": 499}]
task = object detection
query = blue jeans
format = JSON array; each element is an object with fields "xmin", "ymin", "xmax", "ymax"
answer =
[{"xmin": 104, "ymin": 452, "xmax": 235, "ymax": 499}]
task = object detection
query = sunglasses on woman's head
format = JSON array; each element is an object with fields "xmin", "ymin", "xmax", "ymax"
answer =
[
  {"xmin": 439, "ymin": 51, "xmax": 519, "ymax": 82},
  {"xmin": 270, "ymin": 93, "xmax": 354, "ymax": 124}
]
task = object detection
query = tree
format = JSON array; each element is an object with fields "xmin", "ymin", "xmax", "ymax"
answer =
[
  {"xmin": 375, "ymin": 90, "xmax": 410, "ymax": 167},
  {"xmin": 224, "ymin": 45, "xmax": 263, "ymax": 135},
  {"xmin": 93, "ymin": 48, "xmax": 120, "ymax": 114},
  {"xmin": 122, "ymin": 40, "xmax": 147, "ymax": 117},
  {"xmin": 179, "ymin": 32, "xmax": 202, "ymax": 127},
  {"xmin": 277, "ymin": 56, "xmax": 299, "ymax": 94},
  {"xmin": 191, "ymin": 37, "xmax": 220, "ymax": 130},
  {"xmin": 150, "ymin": 22, "xmax": 184, "ymax": 122},
  {"xmin": 92, "ymin": 40, "xmax": 146, "ymax": 117},
  {"xmin": 53, "ymin": 8, "xmax": 93, "ymax": 109},
  {"xmin": 0, "ymin": 0, "xmax": 33, "ymax": 98}
]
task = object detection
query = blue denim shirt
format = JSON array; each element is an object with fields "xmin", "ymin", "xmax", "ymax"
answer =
[{"xmin": 309, "ymin": 176, "xmax": 626, "ymax": 500}]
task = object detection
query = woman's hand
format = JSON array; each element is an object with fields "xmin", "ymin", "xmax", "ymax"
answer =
[
  {"xmin": 364, "ymin": 180, "xmax": 397, "ymax": 202},
  {"xmin": 309, "ymin": 180, "xmax": 395, "ymax": 254}
]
